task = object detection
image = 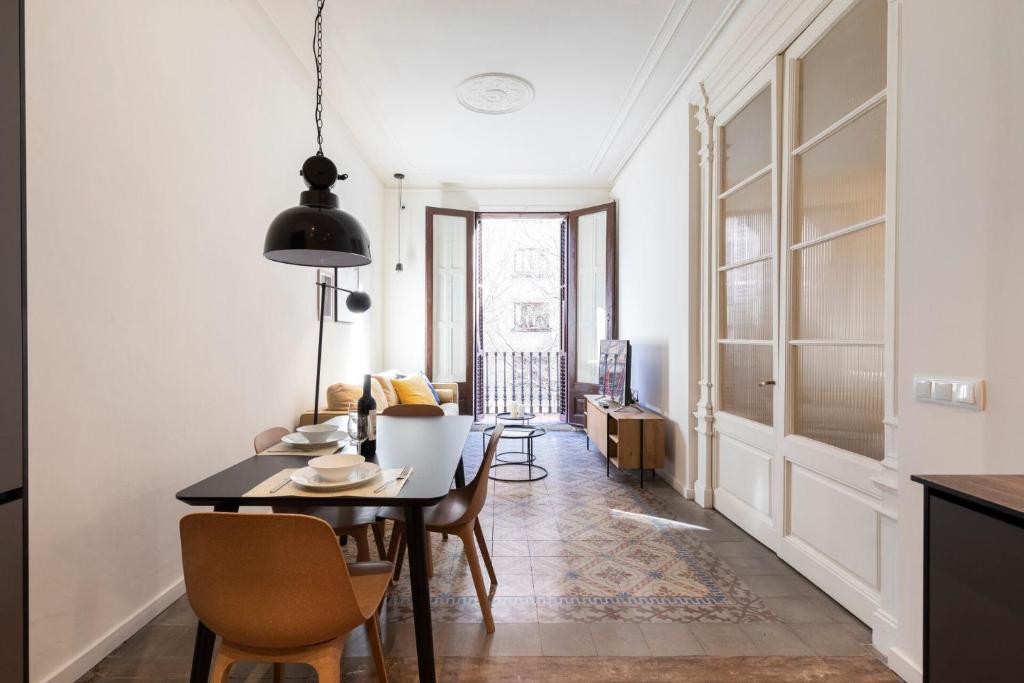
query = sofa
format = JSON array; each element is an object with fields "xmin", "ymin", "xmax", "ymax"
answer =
[{"xmin": 298, "ymin": 370, "xmax": 459, "ymax": 426}]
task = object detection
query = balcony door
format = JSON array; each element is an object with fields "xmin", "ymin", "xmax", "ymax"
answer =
[
  {"xmin": 566, "ymin": 202, "xmax": 617, "ymax": 425},
  {"xmin": 426, "ymin": 207, "xmax": 474, "ymax": 415}
]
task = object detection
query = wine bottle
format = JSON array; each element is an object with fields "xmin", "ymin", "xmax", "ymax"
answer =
[{"xmin": 358, "ymin": 374, "xmax": 377, "ymax": 456}]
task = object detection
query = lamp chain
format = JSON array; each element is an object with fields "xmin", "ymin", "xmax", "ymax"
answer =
[
  {"xmin": 397, "ymin": 175, "xmax": 403, "ymax": 257},
  {"xmin": 313, "ymin": 0, "xmax": 326, "ymax": 156}
]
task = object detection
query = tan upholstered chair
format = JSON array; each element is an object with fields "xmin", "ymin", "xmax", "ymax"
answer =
[
  {"xmin": 381, "ymin": 404, "xmax": 444, "ymax": 417},
  {"xmin": 381, "ymin": 426, "xmax": 502, "ymax": 632},
  {"xmin": 254, "ymin": 427, "xmax": 387, "ymax": 562},
  {"xmin": 179, "ymin": 512, "xmax": 391, "ymax": 682}
]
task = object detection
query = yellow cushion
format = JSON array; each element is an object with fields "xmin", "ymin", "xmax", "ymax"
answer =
[
  {"xmin": 372, "ymin": 373, "xmax": 399, "ymax": 407},
  {"xmin": 391, "ymin": 374, "xmax": 440, "ymax": 406},
  {"xmin": 326, "ymin": 379, "xmax": 389, "ymax": 411},
  {"xmin": 325, "ymin": 382, "xmax": 361, "ymax": 411},
  {"xmin": 370, "ymin": 378, "xmax": 389, "ymax": 410}
]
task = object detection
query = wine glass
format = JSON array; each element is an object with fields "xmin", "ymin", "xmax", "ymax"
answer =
[{"xmin": 347, "ymin": 402, "xmax": 367, "ymax": 451}]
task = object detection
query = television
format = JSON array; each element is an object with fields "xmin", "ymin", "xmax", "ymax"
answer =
[{"xmin": 598, "ymin": 339, "xmax": 631, "ymax": 406}]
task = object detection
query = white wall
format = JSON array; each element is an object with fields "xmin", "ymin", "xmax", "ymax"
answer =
[
  {"xmin": 25, "ymin": 2, "xmax": 384, "ymax": 680},
  {"xmin": 610, "ymin": 97, "xmax": 700, "ymax": 495},
  {"xmin": 894, "ymin": 0, "xmax": 1024, "ymax": 675},
  {"xmin": 381, "ymin": 187, "xmax": 610, "ymax": 373}
]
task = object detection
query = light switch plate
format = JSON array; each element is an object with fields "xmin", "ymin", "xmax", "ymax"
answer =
[
  {"xmin": 913, "ymin": 376, "xmax": 985, "ymax": 410},
  {"xmin": 914, "ymin": 378, "xmax": 932, "ymax": 399}
]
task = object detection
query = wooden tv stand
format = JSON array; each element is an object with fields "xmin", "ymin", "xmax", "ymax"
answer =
[{"xmin": 584, "ymin": 395, "xmax": 665, "ymax": 487}]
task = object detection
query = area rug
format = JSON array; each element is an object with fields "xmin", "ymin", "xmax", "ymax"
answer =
[{"xmin": 365, "ymin": 431, "xmax": 778, "ymax": 625}]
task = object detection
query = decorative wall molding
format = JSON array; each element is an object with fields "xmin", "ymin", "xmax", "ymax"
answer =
[
  {"xmin": 692, "ymin": 82, "xmax": 716, "ymax": 509},
  {"xmin": 873, "ymin": 0, "xmax": 903, "ymax": 668}
]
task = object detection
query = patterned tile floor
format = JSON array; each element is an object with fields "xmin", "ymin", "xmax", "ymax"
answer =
[
  {"xmin": 383, "ymin": 430, "xmax": 776, "ymax": 625},
  {"xmin": 79, "ymin": 430, "xmax": 896, "ymax": 681}
]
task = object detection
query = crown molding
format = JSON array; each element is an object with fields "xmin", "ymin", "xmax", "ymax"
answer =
[
  {"xmin": 598, "ymin": 0, "xmax": 742, "ymax": 182},
  {"xmin": 587, "ymin": 0, "xmax": 699, "ymax": 175}
]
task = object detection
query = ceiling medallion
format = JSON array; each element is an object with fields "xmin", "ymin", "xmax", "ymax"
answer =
[{"xmin": 456, "ymin": 73, "xmax": 534, "ymax": 115}]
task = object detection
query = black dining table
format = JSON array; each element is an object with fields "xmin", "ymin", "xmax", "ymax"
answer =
[{"xmin": 175, "ymin": 414, "xmax": 473, "ymax": 683}]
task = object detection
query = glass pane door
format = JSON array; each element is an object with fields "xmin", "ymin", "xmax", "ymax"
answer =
[
  {"xmin": 717, "ymin": 86, "xmax": 775, "ymax": 426},
  {"xmin": 787, "ymin": 0, "xmax": 887, "ymax": 460}
]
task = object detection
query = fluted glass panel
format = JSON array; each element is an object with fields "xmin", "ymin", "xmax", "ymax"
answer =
[
  {"xmin": 795, "ymin": 103, "xmax": 885, "ymax": 243},
  {"xmin": 798, "ymin": 0, "xmax": 887, "ymax": 144},
  {"xmin": 720, "ymin": 344, "xmax": 773, "ymax": 425},
  {"xmin": 722, "ymin": 174, "xmax": 773, "ymax": 266},
  {"xmin": 793, "ymin": 345, "xmax": 883, "ymax": 460},
  {"xmin": 794, "ymin": 224, "xmax": 883, "ymax": 341},
  {"xmin": 721, "ymin": 260, "xmax": 772, "ymax": 340},
  {"xmin": 722, "ymin": 87, "xmax": 772, "ymax": 191}
]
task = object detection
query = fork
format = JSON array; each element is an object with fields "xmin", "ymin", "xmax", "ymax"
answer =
[{"xmin": 373, "ymin": 466, "xmax": 412, "ymax": 493}]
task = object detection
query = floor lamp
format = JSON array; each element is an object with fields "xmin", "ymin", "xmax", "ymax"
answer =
[{"xmin": 313, "ymin": 282, "xmax": 371, "ymax": 424}]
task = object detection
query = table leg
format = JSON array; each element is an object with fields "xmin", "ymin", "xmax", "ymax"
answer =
[
  {"xmin": 405, "ymin": 506, "xmax": 437, "ymax": 683},
  {"xmin": 190, "ymin": 504, "xmax": 238, "ymax": 683},
  {"xmin": 640, "ymin": 426, "xmax": 645, "ymax": 489},
  {"xmin": 455, "ymin": 457, "xmax": 467, "ymax": 488}
]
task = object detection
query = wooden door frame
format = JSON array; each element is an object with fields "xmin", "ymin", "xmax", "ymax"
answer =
[
  {"xmin": 425, "ymin": 207, "xmax": 475, "ymax": 415},
  {"xmin": 566, "ymin": 201, "xmax": 617, "ymax": 426},
  {"xmin": 475, "ymin": 212, "xmax": 569, "ymax": 420}
]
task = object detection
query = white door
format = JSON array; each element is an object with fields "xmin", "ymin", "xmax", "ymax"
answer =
[
  {"xmin": 427, "ymin": 207, "xmax": 474, "ymax": 414},
  {"xmin": 709, "ymin": 0, "xmax": 891, "ymax": 625},
  {"xmin": 776, "ymin": 0, "xmax": 888, "ymax": 623},
  {"xmin": 711, "ymin": 60, "xmax": 783, "ymax": 551}
]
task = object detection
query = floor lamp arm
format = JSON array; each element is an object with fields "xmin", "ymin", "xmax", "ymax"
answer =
[{"xmin": 313, "ymin": 281, "xmax": 327, "ymax": 425}]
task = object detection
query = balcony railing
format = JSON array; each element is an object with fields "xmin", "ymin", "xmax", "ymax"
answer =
[{"xmin": 476, "ymin": 350, "xmax": 566, "ymax": 416}]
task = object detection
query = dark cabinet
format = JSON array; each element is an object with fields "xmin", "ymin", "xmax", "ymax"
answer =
[
  {"xmin": 0, "ymin": 0, "xmax": 24, "ymax": 496},
  {"xmin": 1, "ymin": 0, "xmax": 26, "ymax": 679},
  {"xmin": 913, "ymin": 475, "xmax": 1024, "ymax": 683},
  {"xmin": 0, "ymin": 502, "xmax": 23, "ymax": 682}
]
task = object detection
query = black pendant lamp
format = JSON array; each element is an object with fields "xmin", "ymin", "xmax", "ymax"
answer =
[{"xmin": 263, "ymin": 0, "xmax": 371, "ymax": 269}]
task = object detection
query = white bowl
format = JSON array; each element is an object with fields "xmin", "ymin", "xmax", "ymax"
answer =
[
  {"xmin": 309, "ymin": 453, "xmax": 365, "ymax": 482},
  {"xmin": 297, "ymin": 424, "xmax": 339, "ymax": 444}
]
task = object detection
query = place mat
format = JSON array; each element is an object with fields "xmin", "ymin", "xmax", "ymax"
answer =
[
  {"xmin": 243, "ymin": 467, "xmax": 412, "ymax": 498},
  {"xmin": 258, "ymin": 440, "xmax": 348, "ymax": 456}
]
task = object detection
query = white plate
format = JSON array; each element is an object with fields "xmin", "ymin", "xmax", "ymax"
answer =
[
  {"xmin": 290, "ymin": 462, "xmax": 382, "ymax": 491},
  {"xmin": 281, "ymin": 431, "xmax": 346, "ymax": 449}
]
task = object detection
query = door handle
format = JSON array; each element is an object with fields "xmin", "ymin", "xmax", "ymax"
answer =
[{"xmin": 758, "ymin": 380, "xmax": 776, "ymax": 387}]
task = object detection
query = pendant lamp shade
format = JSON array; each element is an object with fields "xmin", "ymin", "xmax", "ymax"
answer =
[{"xmin": 264, "ymin": 155, "xmax": 372, "ymax": 267}]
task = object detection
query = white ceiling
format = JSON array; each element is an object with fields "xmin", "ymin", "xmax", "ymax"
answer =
[{"xmin": 259, "ymin": 0, "xmax": 731, "ymax": 188}]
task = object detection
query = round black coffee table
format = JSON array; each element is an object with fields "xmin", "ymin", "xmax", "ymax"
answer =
[{"xmin": 483, "ymin": 425, "xmax": 547, "ymax": 482}]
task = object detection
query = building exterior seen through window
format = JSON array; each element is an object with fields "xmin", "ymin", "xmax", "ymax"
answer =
[
  {"xmin": 479, "ymin": 216, "xmax": 562, "ymax": 353},
  {"xmin": 513, "ymin": 302, "xmax": 552, "ymax": 332}
]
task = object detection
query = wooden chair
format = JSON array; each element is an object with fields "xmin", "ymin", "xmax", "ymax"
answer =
[
  {"xmin": 380, "ymin": 426, "xmax": 502, "ymax": 632},
  {"xmin": 254, "ymin": 426, "xmax": 387, "ymax": 562},
  {"xmin": 180, "ymin": 512, "xmax": 391, "ymax": 682},
  {"xmin": 381, "ymin": 404, "xmax": 444, "ymax": 417}
]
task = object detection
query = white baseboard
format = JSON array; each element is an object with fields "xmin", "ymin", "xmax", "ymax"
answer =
[
  {"xmin": 886, "ymin": 646, "xmax": 922, "ymax": 683},
  {"xmin": 654, "ymin": 469, "xmax": 692, "ymax": 499},
  {"xmin": 40, "ymin": 578, "xmax": 186, "ymax": 683}
]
